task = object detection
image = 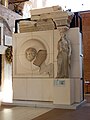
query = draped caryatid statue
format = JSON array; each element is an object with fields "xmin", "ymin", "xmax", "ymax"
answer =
[{"xmin": 57, "ymin": 33, "xmax": 71, "ymax": 78}]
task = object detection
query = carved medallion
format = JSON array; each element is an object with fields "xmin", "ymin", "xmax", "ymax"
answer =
[{"xmin": 25, "ymin": 47, "xmax": 37, "ymax": 62}]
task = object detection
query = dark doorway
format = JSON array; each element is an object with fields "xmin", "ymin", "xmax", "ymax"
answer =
[
  {"xmin": 0, "ymin": 54, "xmax": 2, "ymax": 86},
  {"xmin": 0, "ymin": 27, "xmax": 2, "ymax": 86}
]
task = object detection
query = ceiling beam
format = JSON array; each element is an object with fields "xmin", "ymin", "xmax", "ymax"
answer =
[{"xmin": 9, "ymin": 0, "xmax": 29, "ymax": 4}]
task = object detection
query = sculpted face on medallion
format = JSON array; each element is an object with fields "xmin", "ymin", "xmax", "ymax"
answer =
[{"xmin": 25, "ymin": 47, "xmax": 37, "ymax": 62}]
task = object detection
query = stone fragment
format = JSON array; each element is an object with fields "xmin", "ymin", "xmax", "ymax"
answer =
[{"xmin": 30, "ymin": 5, "xmax": 62, "ymax": 16}]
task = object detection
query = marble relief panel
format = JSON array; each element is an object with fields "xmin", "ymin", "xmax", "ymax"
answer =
[{"xmin": 13, "ymin": 30, "xmax": 54, "ymax": 78}]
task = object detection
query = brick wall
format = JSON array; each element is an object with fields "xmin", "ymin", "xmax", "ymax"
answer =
[{"xmin": 81, "ymin": 12, "xmax": 90, "ymax": 93}]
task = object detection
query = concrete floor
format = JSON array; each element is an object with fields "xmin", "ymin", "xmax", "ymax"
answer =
[
  {"xmin": 0, "ymin": 94, "xmax": 90, "ymax": 120},
  {"xmin": 0, "ymin": 103, "xmax": 90, "ymax": 120},
  {"xmin": 0, "ymin": 106, "xmax": 51, "ymax": 120}
]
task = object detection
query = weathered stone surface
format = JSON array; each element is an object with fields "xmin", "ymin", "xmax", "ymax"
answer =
[
  {"xmin": 30, "ymin": 5, "xmax": 62, "ymax": 16},
  {"xmin": 31, "ymin": 11, "xmax": 69, "ymax": 21},
  {"xmin": 19, "ymin": 6, "xmax": 74, "ymax": 33},
  {"xmin": 19, "ymin": 18, "xmax": 55, "ymax": 32},
  {"xmin": 0, "ymin": 4, "xmax": 22, "ymax": 32},
  {"xmin": 53, "ymin": 18, "xmax": 70, "ymax": 27}
]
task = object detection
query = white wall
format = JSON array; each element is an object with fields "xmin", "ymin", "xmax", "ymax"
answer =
[{"xmin": 34, "ymin": 0, "xmax": 90, "ymax": 12}]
